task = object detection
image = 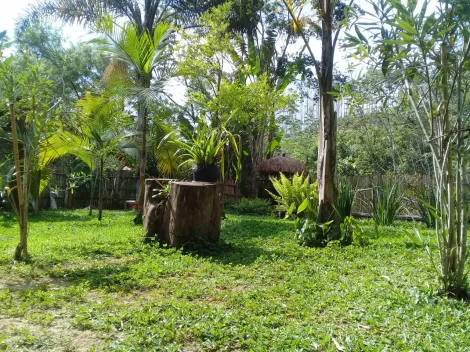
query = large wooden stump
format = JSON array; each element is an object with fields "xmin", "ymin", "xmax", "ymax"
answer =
[
  {"xmin": 165, "ymin": 181, "xmax": 222, "ymax": 247},
  {"xmin": 144, "ymin": 179, "xmax": 222, "ymax": 247}
]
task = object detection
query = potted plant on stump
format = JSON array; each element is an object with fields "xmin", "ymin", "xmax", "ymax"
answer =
[
  {"xmin": 183, "ymin": 123, "xmax": 225, "ymax": 182},
  {"xmin": 161, "ymin": 121, "xmax": 241, "ymax": 183}
]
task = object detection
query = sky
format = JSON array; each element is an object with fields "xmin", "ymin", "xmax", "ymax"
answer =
[
  {"xmin": 2, "ymin": 0, "xmax": 352, "ymax": 64},
  {"xmin": 3, "ymin": 0, "xmax": 425, "ymax": 105},
  {"xmin": 0, "ymin": 0, "xmax": 358, "ymax": 107},
  {"xmin": 1, "ymin": 0, "xmax": 89, "ymax": 43}
]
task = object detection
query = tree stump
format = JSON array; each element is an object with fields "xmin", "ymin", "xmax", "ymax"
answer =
[
  {"xmin": 144, "ymin": 180, "xmax": 222, "ymax": 247},
  {"xmin": 164, "ymin": 181, "xmax": 222, "ymax": 247},
  {"xmin": 143, "ymin": 178, "xmax": 175, "ymax": 244}
]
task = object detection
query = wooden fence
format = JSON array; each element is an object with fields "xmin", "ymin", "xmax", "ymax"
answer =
[
  {"xmin": 39, "ymin": 166, "xmax": 448, "ymax": 216},
  {"xmin": 41, "ymin": 168, "xmax": 139, "ymax": 209},
  {"xmin": 346, "ymin": 174, "xmax": 433, "ymax": 216},
  {"xmin": 41, "ymin": 167, "xmax": 242, "ymax": 210}
]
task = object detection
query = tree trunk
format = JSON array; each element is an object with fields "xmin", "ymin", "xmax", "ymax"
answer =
[
  {"xmin": 317, "ymin": 1, "xmax": 338, "ymax": 231},
  {"xmin": 165, "ymin": 182, "xmax": 222, "ymax": 247},
  {"xmin": 34, "ymin": 170, "xmax": 41, "ymax": 215},
  {"xmin": 10, "ymin": 103, "xmax": 28, "ymax": 261},
  {"xmin": 135, "ymin": 74, "xmax": 150, "ymax": 225},
  {"xmin": 88, "ymin": 169, "xmax": 95, "ymax": 216},
  {"xmin": 98, "ymin": 158, "xmax": 104, "ymax": 221},
  {"xmin": 456, "ymin": 58, "xmax": 467, "ymax": 291}
]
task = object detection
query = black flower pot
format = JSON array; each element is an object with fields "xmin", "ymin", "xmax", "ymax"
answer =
[{"xmin": 193, "ymin": 163, "xmax": 218, "ymax": 182}]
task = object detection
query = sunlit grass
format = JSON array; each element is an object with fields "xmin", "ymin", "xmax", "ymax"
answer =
[{"xmin": 0, "ymin": 211, "xmax": 468, "ymax": 351}]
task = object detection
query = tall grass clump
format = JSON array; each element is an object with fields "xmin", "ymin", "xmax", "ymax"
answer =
[
  {"xmin": 371, "ymin": 181, "xmax": 403, "ymax": 226},
  {"xmin": 334, "ymin": 182, "xmax": 356, "ymax": 221},
  {"xmin": 413, "ymin": 186, "xmax": 436, "ymax": 229}
]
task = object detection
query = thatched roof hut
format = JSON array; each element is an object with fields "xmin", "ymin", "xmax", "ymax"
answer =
[{"xmin": 258, "ymin": 157, "xmax": 309, "ymax": 177}]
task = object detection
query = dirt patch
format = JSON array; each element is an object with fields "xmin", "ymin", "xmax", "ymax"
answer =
[
  {"xmin": 0, "ymin": 315, "xmax": 119, "ymax": 351},
  {"xmin": 0, "ymin": 276, "xmax": 70, "ymax": 292}
]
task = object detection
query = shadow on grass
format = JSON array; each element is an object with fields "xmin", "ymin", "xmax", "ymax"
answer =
[
  {"xmin": 48, "ymin": 264, "xmax": 135, "ymax": 291},
  {"xmin": 0, "ymin": 212, "xmax": 15, "ymax": 228},
  {"xmin": 28, "ymin": 211, "xmax": 95, "ymax": 223},
  {"xmin": 43, "ymin": 217, "xmax": 292, "ymax": 291},
  {"xmin": 221, "ymin": 216, "xmax": 293, "ymax": 241},
  {"xmin": 0, "ymin": 210, "xmax": 95, "ymax": 225},
  {"xmin": 179, "ymin": 216, "xmax": 292, "ymax": 265}
]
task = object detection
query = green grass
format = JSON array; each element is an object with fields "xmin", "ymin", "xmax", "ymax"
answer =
[{"xmin": 0, "ymin": 210, "xmax": 469, "ymax": 351}]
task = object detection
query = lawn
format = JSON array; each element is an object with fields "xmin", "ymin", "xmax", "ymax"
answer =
[{"xmin": 0, "ymin": 210, "xmax": 468, "ymax": 351}]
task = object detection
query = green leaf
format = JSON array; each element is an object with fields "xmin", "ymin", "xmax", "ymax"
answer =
[
  {"xmin": 396, "ymin": 19, "xmax": 417, "ymax": 35},
  {"xmin": 383, "ymin": 39, "xmax": 409, "ymax": 45},
  {"xmin": 287, "ymin": 203, "xmax": 296, "ymax": 217},
  {"xmin": 397, "ymin": 32, "xmax": 414, "ymax": 42},
  {"xmin": 405, "ymin": 227, "xmax": 424, "ymax": 246},
  {"xmin": 355, "ymin": 25, "xmax": 368, "ymax": 44},
  {"xmin": 297, "ymin": 198, "xmax": 309, "ymax": 214}
]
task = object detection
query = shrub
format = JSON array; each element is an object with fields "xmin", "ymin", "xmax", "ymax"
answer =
[
  {"xmin": 294, "ymin": 219, "xmax": 333, "ymax": 247},
  {"xmin": 295, "ymin": 216, "xmax": 365, "ymax": 247},
  {"xmin": 267, "ymin": 173, "xmax": 318, "ymax": 219},
  {"xmin": 225, "ymin": 198, "xmax": 271, "ymax": 216},
  {"xmin": 340, "ymin": 216, "xmax": 365, "ymax": 246},
  {"xmin": 371, "ymin": 181, "xmax": 403, "ymax": 226}
]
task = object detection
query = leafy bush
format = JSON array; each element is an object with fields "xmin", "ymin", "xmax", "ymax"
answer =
[
  {"xmin": 334, "ymin": 182, "xmax": 356, "ymax": 221},
  {"xmin": 225, "ymin": 198, "xmax": 271, "ymax": 216},
  {"xmin": 295, "ymin": 216, "xmax": 365, "ymax": 247},
  {"xmin": 340, "ymin": 216, "xmax": 365, "ymax": 246},
  {"xmin": 294, "ymin": 219, "xmax": 333, "ymax": 247},
  {"xmin": 371, "ymin": 181, "xmax": 403, "ymax": 226},
  {"xmin": 267, "ymin": 173, "xmax": 318, "ymax": 219}
]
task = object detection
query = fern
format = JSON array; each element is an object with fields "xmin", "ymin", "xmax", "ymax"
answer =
[{"xmin": 267, "ymin": 173, "xmax": 318, "ymax": 219}]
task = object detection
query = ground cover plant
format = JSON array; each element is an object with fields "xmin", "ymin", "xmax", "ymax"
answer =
[
  {"xmin": 224, "ymin": 198, "xmax": 272, "ymax": 216},
  {"xmin": 0, "ymin": 210, "xmax": 469, "ymax": 351}
]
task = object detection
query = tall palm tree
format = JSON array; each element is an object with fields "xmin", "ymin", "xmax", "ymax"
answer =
[
  {"xmin": 20, "ymin": 0, "xmax": 185, "ymax": 34},
  {"xmin": 19, "ymin": 0, "xmax": 192, "ymax": 224},
  {"xmin": 90, "ymin": 16, "xmax": 173, "ymax": 223}
]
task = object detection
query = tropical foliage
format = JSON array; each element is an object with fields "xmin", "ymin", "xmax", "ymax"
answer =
[
  {"xmin": 268, "ymin": 173, "xmax": 318, "ymax": 220},
  {"xmin": 0, "ymin": 0, "xmax": 468, "ymax": 305}
]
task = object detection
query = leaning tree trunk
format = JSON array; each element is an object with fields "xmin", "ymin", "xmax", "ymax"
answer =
[
  {"xmin": 317, "ymin": 1, "xmax": 338, "ymax": 231},
  {"xmin": 135, "ymin": 74, "xmax": 150, "ymax": 225},
  {"xmin": 10, "ymin": 103, "xmax": 28, "ymax": 261}
]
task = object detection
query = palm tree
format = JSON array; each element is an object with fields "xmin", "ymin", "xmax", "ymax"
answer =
[
  {"xmin": 91, "ymin": 16, "xmax": 173, "ymax": 223},
  {"xmin": 21, "ymin": 0, "xmax": 181, "ymax": 34},
  {"xmin": 40, "ymin": 92, "xmax": 137, "ymax": 221},
  {"xmin": 20, "ymin": 0, "xmax": 190, "ymax": 224}
]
